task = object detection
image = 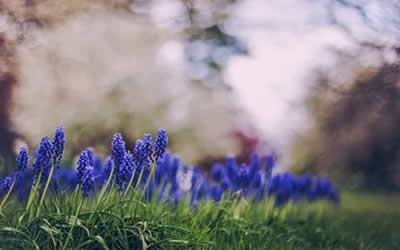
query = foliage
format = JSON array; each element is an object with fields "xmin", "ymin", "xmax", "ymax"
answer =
[{"xmin": 0, "ymin": 126, "xmax": 348, "ymax": 249}]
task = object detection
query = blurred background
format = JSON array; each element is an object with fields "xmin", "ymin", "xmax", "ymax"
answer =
[{"xmin": 1, "ymin": 0, "xmax": 400, "ymax": 191}]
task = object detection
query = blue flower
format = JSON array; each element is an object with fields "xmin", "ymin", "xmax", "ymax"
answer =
[
  {"xmin": 132, "ymin": 139, "xmax": 145, "ymax": 187},
  {"xmin": 264, "ymin": 153, "xmax": 275, "ymax": 191},
  {"xmin": 141, "ymin": 133, "xmax": 154, "ymax": 169},
  {"xmin": 197, "ymin": 179, "xmax": 209, "ymax": 200},
  {"xmin": 16, "ymin": 146, "xmax": 29, "ymax": 173},
  {"xmin": 210, "ymin": 185, "xmax": 223, "ymax": 201},
  {"xmin": 102, "ymin": 156, "xmax": 113, "ymax": 184},
  {"xmin": 190, "ymin": 184, "xmax": 198, "ymax": 207},
  {"xmin": 119, "ymin": 151, "xmax": 135, "ymax": 189},
  {"xmin": 226, "ymin": 155, "xmax": 239, "ymax": 191},
  {"xmin": 191, "ymin": 167, "xmax": 201, "ymax": 188},
  {"xmin": 251, "ymin": 171, "xmax": 263, "ymax": 190},
  {"xmin": 52, "ymin": 126, "xmax": 65, "ymax": 168},
  {"xmin": 249, "ymin": 152, "xmax": 261, "ymax": 181},
  {"xmin": 115, "ymin": 154, "xmax": 130, "ymax": 190},
  {"xmin": 53, "ymin": 168, "xmax": 78, "ymax": 193},
  {"xmin": 81, "ymin": 166, "xmax": 94, "ymax": 197},
  {"xmin": 220, "ymin": 176, "xmax": 230, "ymax": 191},
  {"xmin": 265, "ymin": 153, "xmax": 276, "ymax": 171},
  {"xmin": 145, "ymin": 178, "xmax": 154, "ymax": 200},
  {"xmin": 268, "ymin": 175, "xmax": 281, "ymax": 194},
  {"xmin": 159, "ymin": 155, "xmax": 180, "ymax": 201},
  {"xmin": 155, "ymin": 151, "xmax": 170, "ymax": 186},
  {"xmin": 211, "ymin": 163, "xmax": 224, "ymax": 182},
  {"xmin": 168, "ymin": 155, "xmax": 180, "ymax": 182},
  {"xmin": 133, "ymin": 139, "xmax": 143, "ymax": 163},
  {"xmin": 86, "ymin": 147, "xmax": 94, "ymax": 167},
  {"xmin": 33, "ymin": 137, "xmax": 53, "ymax": 184},
  {"xmin": 112, "ymin": 133, "xmax": 126, "ymax": 169},
  {"xmin": 328, "ymin": 186, "xmax": 340, "ymax": 204},
  {"xmin": 1, "ymin": 176, "xmax": 13, "ymax": 194},
  {"xmin": 94, "ymin": 155, "xmax": 103, "ymax": 170},
  {"xmin": 275, "ymin": 173, "xmax": 294, "ymax": 206},
  {"xmin": 77, "ymin": 150, "xmax": 90, "ymax": 182},
  {"xmin": 239, "ymin": 163, "xmax": 250, "ymax": 190},
  {"xmin": 155, "ymin": 128, "xmax": 168, "ymax": 164}
]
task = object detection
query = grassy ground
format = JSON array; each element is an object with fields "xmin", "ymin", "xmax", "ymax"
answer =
[{"xmin": 0, "ymin": 189, "xmax": 398, "ymax": 250}]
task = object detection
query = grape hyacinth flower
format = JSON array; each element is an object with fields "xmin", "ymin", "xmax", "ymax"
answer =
[
  {"xmin": 33, "ymin": 137, "xmax": 53, "ymax": 184},
  {"xmin": 220, "ymin": 176, "xmax": 230, "ymax": 192},
  {"xmin": 196, "ymin": 179, "xmax": 209, "ymax": 200},
  {"xmin": 77, "ymin": 150, "xmax": 90, "ymax": 182},
  {"xmin": 101, "ymin": 156, "xmax": 114, "ymax": 189},
  {"xmin": 52, "ymin": 126, "xmax": 66, "ymax": 168},
  {"xmin": 275, "ymin": 173, "xmax": 294, "ymax": 206},
  {"xmin": 112, "ymin": 133, "xmax": 128, "ymax": 189},
  {"xmin": 116, "ymin": 161, "xmax": 128, "ymax": 190},
  {"xmin": 191, "ymin": 167, "xmax": 201, "ymax": 188},
  {"xmin": 249, "ymin": 152, "xmax": 261, "ymax": 181},
  {"xmin": 94, "ymin": 155, "xmax": 103, "ymax": 171},
  {"xmin": 16, "ymin": 146, "xmax": 29, "ymax": 174},
  {"xmin": 14, "ymin": 146, "xmax": 29, "ymax": 186},
  {"xmin": 211, "ymin": 163, "xmax": 224, "ymax": 182},
  {"xmin": 53, "ymin": 168, "xmax": 78, "ymax": 193},
  {"xmin": 86, "ymin": 147, "xmax": 95, "ymax": 167},
  {"xmin": 264, "ymin": 153, "xmax": 275, "ymax": 192},
  {"xmin": 133, "ymin": 139, "xmax": 143, "ymax": 163},
  {"xmin": 159, "ymin": 155, "xmax": 180, "ymax": 201},
  {"xmin": 238, "ymin": 164, "xmax": 250, "ymax": 194},
  {"xmin": 112, "ymin": 133, "xmax": 126, "ymax": 168},
  {"xmin": 155, "ymin": 128, "xmax": 168, "ymax": 163},
  {"xmin": 142, "ymin": 133, "xmax": 154, "ymax": 163},
  {"xmin": 167, "ymin": 178, "xmax": 180, "ymax": 203},
  {"xmin": 132, "ymin": 139, "xmax": 144, "ymax": 186},
  {"xmin": 190, "ymin": 168, "xmax": 201, "ymax": 206},
  {"xmin": 328, "ymin": 186, "xmax": 340, "ymax": 204},
  {"xmin": 81, "ymin": 166, "xmax": 94, "ymax": 197},
  {"xmin": 253, "ymin": 172, "xmax": 264, "ymax": 200},
  {"xmin": 145, "ymin": 178, "xmax": 154, "ymax": 200},
  {"xmin": 0, "ymin": 126, "xmax": 343, "ymax": 208},
  {"xmin": 168, "ymin": 155, "xmax": 180, "ymax": 182},
  {"xmin": 1, "ymin": 176, "xmax": 13, "ymax": 195},
  {"xmin": 155, "ymin": 151, "xmax": 170, "ymax": 186},
  {"xmin": 118, "ymin": 151, "xmax": 135, "ymax": 190},
  {"xmin": 252, "ymin": 171, "xmax": 263, "ymax": 190},
  {"xmin": 140, "ymin": 134, "xmax": 154, "ymax": 181},
  {"xmin": 226, "ymin": 155, "xmax": 239, "ymax": 191},
  {"xmin": 102, "ymin": 157, "xmax": 113, "ymax": 180},
  {"xmin": 211, "ymin": 185, "xmax": 223, "ymax": 201}
]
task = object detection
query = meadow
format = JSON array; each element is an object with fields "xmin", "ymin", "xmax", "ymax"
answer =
[{"xmin": 0, "ymin": 127, "xmax": 398, "ymax": 250}]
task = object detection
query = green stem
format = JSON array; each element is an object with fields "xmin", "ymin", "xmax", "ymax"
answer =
[
  {"xmin": 123, "ymin": 165, "xmax": 139, "ymax": 198},
  {"xmin": 21, "ymin": 171, "xmax": 43, "ymax": 222},
  {"xmin": 140, "ymin": 161, "xmax": 156, "ymax": 200},
  {"xmin": 62, "ymin": 197, "xmax": 83, "ymax": 250},
  {"xmin": 36, "ymin": 165, "xmax": 56, "ymax": 217},
  {"xmin": 25, "ymin": 172, "xmax": 42, "ymax": 211},
  {"xmin": 0, "ymin": 178, "xmax": 16, "ymax": 214},
  {"xmin": 88, "ymin": 167, "xmax": 114, "ymax": 222}
]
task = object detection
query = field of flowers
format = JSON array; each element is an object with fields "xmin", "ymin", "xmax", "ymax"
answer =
[{"xmin": 0, "ymin": 127, "xmax": 397, "ymax": 249}]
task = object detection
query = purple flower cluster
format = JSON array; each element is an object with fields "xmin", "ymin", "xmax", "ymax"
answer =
[
  {"xmin": 81, "ymin": 166, "xmax": 94, "ymax": 197},
  {"xmin": 16, "ymin": 146, "xmax": 29, "ymax": 173},
  {"xmin": 155, "ymin": 128, "xmax": 168, "ymax": 163},
  {"xmin": 33, "ymin": 137, "xmax": 53, "ymax": 184},
  {"xmin": 0, "ymin": 127, "xmax": 339, "ymax": 208},
  {"xmin": 52, "ymin": 126, "xmax": 66, "ymax": 168}
]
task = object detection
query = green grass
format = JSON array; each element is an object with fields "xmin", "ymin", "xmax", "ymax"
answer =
[{"xmin": 0, "ymin": 188, "xmax": 398, "ymax": 250}]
